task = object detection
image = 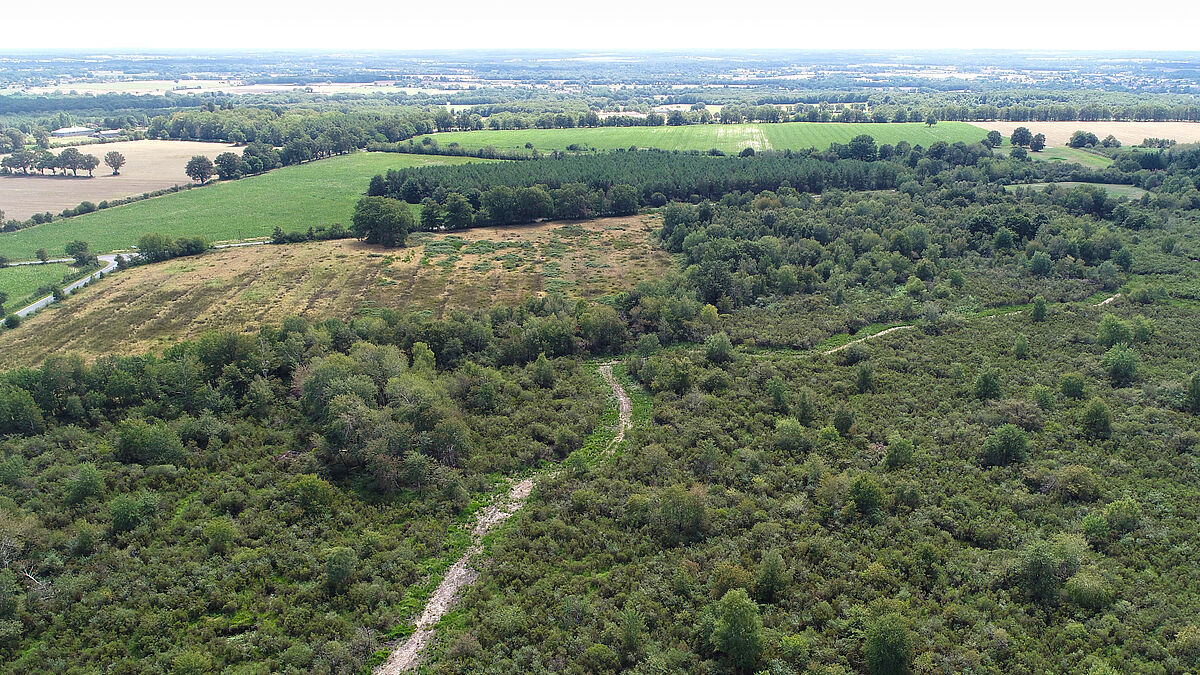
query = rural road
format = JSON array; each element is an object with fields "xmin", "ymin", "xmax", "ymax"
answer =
[
  {"xmin": 376, "ymin": 363, "xmax": 634, "ymax": 674},
  {"xmin": 6, "ymin": 240, "xmax": 268, "ymax": 320},
  {"xmin": 15, "ymin": 254, "xmax": 120, "ymax": 318}
]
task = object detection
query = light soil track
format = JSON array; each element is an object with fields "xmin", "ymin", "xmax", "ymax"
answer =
[{"xmin": 376, "ymin": 364, "xmax": 633, "ymax": 673}]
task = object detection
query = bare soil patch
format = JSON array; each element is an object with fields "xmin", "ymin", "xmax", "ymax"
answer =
[
  {"xmin": 968, "ymin": 121, "xmax": 1200, "ymax": 147},
  {"xmin": 0, "ymin": 140, "xmax": 236, "ymax": 220}
]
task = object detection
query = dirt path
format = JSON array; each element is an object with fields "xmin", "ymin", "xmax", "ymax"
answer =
[
  {"xmin": 822, "ymin": 325, "xmax": 913, "ymax": 355},
  {"xmin": 599, "ymin": 363, "xmax": 633, "ymax": 447},
  {"xmin": 376, "ymin": 364, "xmax": 633, "ymax": 674}
]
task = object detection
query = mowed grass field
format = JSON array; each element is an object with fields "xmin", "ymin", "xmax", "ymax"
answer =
[
  {"xmin": 0, "ymin": 153, "xmax": 488, "ymax": 261},
  {"xmin": 0, "ymin": 262, "xmax": 77, "ymax": 308},
  {"xmin": 415, "ymin": 121, "xmax": 989, "ymax": 154},
  {"xmin": 0, "ymin": 139, "xmax": 238, "ymax": 221},
  {"xmin": 0, "ymin": 215, "xmax": 670, "ymax": 363}
]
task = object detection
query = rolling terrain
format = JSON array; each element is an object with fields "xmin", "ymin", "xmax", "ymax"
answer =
[
  {"xmin": 0, "ymin": 152, "xmax": 488, "ymax": 261},
  {"xmin": 0, "ymin": 215, "xmax": 669, "ymax": 363}
]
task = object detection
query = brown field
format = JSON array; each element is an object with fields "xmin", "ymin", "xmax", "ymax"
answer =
[
  {"xmin": 0, "ymin": 140, "xmax": 236, "ymax": 221},
  {"xmin": 0, "ymin": 215, "xmax": 671, "ymax": 364},
  {"xmin": 968, "ymin": 121, "xmax": 1200, "ymax": 147}
]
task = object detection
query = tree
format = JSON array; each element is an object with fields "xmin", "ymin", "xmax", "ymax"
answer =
[
  {"xmin": 64, "ymin": 240, "xmax": 92, "ymax": 266},
  {"xmin": 850, "ymin": 474, "xmax": 885, "ymax": 519},
  {"xmin": 1010, "ymin": 127, "xmax": 1033, "ymax": 147},
  {"xmin": 35, "ymin": 249, "xmax": 48, "ymax": 264},
  {"xmin": 985, "ymin": 130, "xmax": 1003, "ymax": 148},
  {"xmin": 705, "ymin": 332, "xmax": 734, "ymax": 363},
  {"xmin": 1031, "ymin": 295, "xmax": 1047, "ymax": 322},
  {"xmin": 213, "ymin": 151, "xmax": 243, "ymax": 180},
  {"xmin": 1030, "ymin": 251, "xmax": 1052, "ymax": 277},
  {"xmin": 1097, "ymin": 315, "xmax": 1131, "ymax": 347},
  {"xmin": 116, "ymin": 419, "xmax": 184, "ymax": 464},
  {"xmin": 774, "ymin": 418, "xmax": 810, "ymax": 454},
  {"xmin": 1068, "ymin": 131, "xmax": 1100, "ymax": 148},
  {"xmin": 103, "ymin": 151, "xmax": 126, "ymax": 175},
  {"xmin": 1082, "ymin": 398, "xmax": 1112, "ymax": 437},
  {"xmin": 1102, "ymin": 343, "xmax": 1138, "ymax": 385},
  {"xmin": 1029, "ymin": 133, "xmax": 1046, "ymax": 152},
  {"xmin": 709, "ymin": 588, "xmax": 763, "ymax": 671},
  {"xmin": 351, "ymin": 196, "xmax": 413, "ymax": 247},
  {"xmin": 924, "ymin": 115, "xmax": 936, "ymax": 127},
  {"xmin": 974, "ymin": 369, "xmax": 1002, "ymax": 400},
  {"xmin": 442, "ymin": 192, "xmax": 475, "ymax": 229},
  {"xmin": 1185, "ymin": 373, "xmax": 1200, "ymax": 413},
  {"xmin": 80, "ymin": 153, "xmax": 99, "ymax": 177},
  {"xmin": 865, "ymin": 613, "xmax": 915, "ymax": 675},
  {"xmin": 65, "ymin": 463, "xmax": 103, "ymax": 504},
  {"xmin": 980, "ymin": 424, "xmax": 1028, "ymax": 466},
  {"xmin": 325, "ymin": 546, "xmax": 357, "ymax": 592},
  {"xmin": 57, "ymin": 147, "xmax": 83, "ymax": 175},
  {"xmin": 753, "ymin": 549, "xmax": 790, "ymax": 603},
  {"xmin": 833, "ymin": 404, "xmax": 854, "ymax": 436},
  {"xmin": 884, "ymin": 433, "xmax": 914, "ymax": 469},
  {"xmin": 185, "ymin": 155, "xmax": 214, "ymax": 184}
]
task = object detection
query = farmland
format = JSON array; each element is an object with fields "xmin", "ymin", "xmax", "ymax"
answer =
[
  {"xmin": 0, "ymin": 215, "xmax": 669, "ymax": 363},
  {"xmin": 969, "ymin": 120, "xmax": 1200, "ymax": 147},
  {"xmin": 0, "ymin": 261, "xmax": 77, "ymax": 308},
  {"xmin": 0, "ymin": 139, "xmax": 237, "ymax": 221},
  {"xmin": 0, "ymin": 152, "xmax": 487, "ymax": 261},
  {"xmin": 414, "ymin": 121, "xmax": 989, "ymax": 154}
]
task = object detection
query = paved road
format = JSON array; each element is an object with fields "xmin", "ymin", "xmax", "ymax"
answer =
[
  {"xmin": 15, "ymin": 254, "xmax": 120, "ymax": 318},
  {"xmin": 7, "ymin": 240, "xmax": 268, "ymax": 320}
]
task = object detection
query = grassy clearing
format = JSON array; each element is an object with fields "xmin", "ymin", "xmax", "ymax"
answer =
[
  {"xmin": 1005, "ymin": 182, "xmax": 1147, "ymax": 198},
  {"xmin": 0, "ymin": 153, "xmax": 489, "ymax": 261},
  {"xmin": 0, "ymin": 216, "xmax": 670, "ymax": 364},
  {"xmin": 414, "ymin": 121, "xmax": 988, "ymax": 154},
  {"xmin": 1031, "ymin": 145, "xmax": 1113, "ymax": 168},
  {"xmin": 0, "ymin": 263, "xmax": 78, "ymax": 308}
]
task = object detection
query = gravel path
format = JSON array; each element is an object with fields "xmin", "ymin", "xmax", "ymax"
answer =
[{"xmin": 376, "ymin": 364, "xmax": 633, "ymax": 673}]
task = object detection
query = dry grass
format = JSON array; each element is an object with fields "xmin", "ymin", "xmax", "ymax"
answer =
[
  {"xmin": 0, "ymin": 216, "xmax": 670, "ymax": 364},
  {"xmin": 968, "ymin": 121, "xmax": 1200, "ymax": 147},
  {"xmin": 0, "ymin": 140, "xmax": 236, "ymax": 220}
]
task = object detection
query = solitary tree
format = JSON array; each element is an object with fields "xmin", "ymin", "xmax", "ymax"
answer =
[
  {"xmin": 985, "ymin": 130, "xmax": 1003, "ymax": 148},
  {"xmin": 865, "ymin": 613, "xmax": 915, "ymax": 675},
  {"xmin": 64, "ymin": 240, "xmax": 92, "ymax": 267},
  {"xmin": 35, "ymin": 248, "xmax": 48, "ymax": 264},
  {"xmin": 1010, "ymin": 127, "xmax": 1033, "ymax": 147},
  {"xmin": 351, "ymin": 196, "xmax": 413, "ymax": 247},
  {"xmin": 1030, "ymin": 133, "xmax": 1046, "ymax": 152},
  {"xmin": 185, "ymin": 155, "xmax": 215, "ymax": 184},
  {"xmin": 924, "ymin": 115, "xmax": 936, "ymax": 127},
  {"xmin": 981, "ymin": 424, "xmax": 1029, "ymax": 466},
  {"xmin": 710, "ymin": 588, "xmax": 763, "ymax": 671},
  {"xmin": 104, "ymin": 150, "xmax": 126, "ymax": 175}
]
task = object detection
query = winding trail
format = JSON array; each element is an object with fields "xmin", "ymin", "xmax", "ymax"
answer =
[
  {"xmin": 816, "ymin": 291, "xmax": 1122, "ymax": 356},
  {"xmin": 376, "ymin": 363, "xmax": 633, "ymax": 674},
  {"xmin": 822, "ymin": 325, "xmax": 913, "ymax": 355}
]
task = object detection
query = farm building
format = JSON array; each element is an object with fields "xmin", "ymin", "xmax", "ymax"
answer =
[
  {"xmin": 50, "ymin": 126, "xmax": 94, "ymax": 137},
  {"xmin": 94, "ymin": 129, "xmax": 123, "ymax": 138}
]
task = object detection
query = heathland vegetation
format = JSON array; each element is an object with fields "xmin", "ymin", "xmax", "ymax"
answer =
[{"xmin": 2, "ymin": 50, "xmax": 1200, "ymax": 675}]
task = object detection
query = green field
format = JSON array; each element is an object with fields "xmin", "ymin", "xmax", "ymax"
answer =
[
  {"xmin": 0, "ymin": 153, "xmax": 488, "ymax": 261},
  {"xmin": 1005, "ymin": 181, "xmax": 1147, "ymax": 198},
  {"xmin": 415, "ymin": 121, "xmax": 989, "ymax": 154},
  {"xmin": 0, "ymin": 262, "xmax": 77, "ymax": 308}
]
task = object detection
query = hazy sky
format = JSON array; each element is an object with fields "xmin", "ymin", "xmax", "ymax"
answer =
[{"xmin": 6, "ymin": 0, "xmax": 1200, "ymax": 51}]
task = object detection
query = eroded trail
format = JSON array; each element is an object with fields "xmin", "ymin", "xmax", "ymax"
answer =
[{"xmin": 376, "ymin": 363, "xmax": 633, "ymax": 674}]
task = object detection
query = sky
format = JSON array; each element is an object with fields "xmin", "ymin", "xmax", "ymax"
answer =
[{"xmin": 5, "ymin": 0, "xmax": 1200, "ymax": 51}]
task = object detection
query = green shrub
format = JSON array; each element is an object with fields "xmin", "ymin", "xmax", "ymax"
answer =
[
  {"xmin": 1101, "ymin": 344, "xmax": 1138, "ymax": 385},
  {"xmin": 1065, "ymin": 570, "xmax": 1113, "ymax": 610},
  {"xmin": 1060, "ymin": 373, "xmax": 1087, "ymax": 399},
  {"xmin": 884, "ymin": 434, "xmax": 915, "ymax": 469},
  {"xmin": 981, "ymin": 424, "xmax": 1029, "ymax": 467},
  {"xmin": 864, "ymin": 612, "xmax": 914, "ymax": 675},
  {"xmin": 1082, "ymin": 398, "xmax": 1112, "ymax": 437}
]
